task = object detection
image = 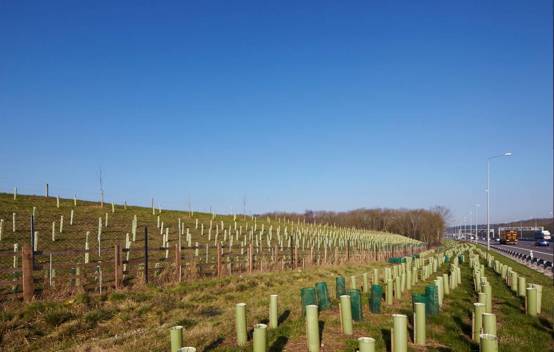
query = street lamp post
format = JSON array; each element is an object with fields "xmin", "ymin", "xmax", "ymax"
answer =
[
  {"xmin": 475, "ymin": 204, "xmax": 481, "ymax": 239},
  {"xmin": 486, "ymin": 152, "xmax": 512, "ymax": 251}
]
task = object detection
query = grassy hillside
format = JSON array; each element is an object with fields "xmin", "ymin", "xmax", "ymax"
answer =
[{"xmin": 0, "ymin": 193, "xmax": 422, "ymax": 299}]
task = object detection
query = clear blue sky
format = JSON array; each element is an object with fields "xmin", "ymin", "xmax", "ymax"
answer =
[{"xmin": 0, "ymin": 1, "xmax": 552, "ymax": 224}]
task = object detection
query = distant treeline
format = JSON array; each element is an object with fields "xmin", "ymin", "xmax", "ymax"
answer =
[{"xmin": 264, "ymin": 207, "xmax": 450, "ymax": 245}]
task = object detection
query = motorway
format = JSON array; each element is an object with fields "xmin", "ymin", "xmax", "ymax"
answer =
[{"xmin": 474, "ymin": 239, "xmax": 553, "ymax": 262}]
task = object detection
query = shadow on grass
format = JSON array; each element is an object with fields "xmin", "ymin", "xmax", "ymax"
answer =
[
  {"xmin": 278, "ymin": 310, "xmax": 290, "ymax": 325},
  {"xmin": 380, "ymin": 328, "xmax": 391, "ymax": 351},
  {"xmin": 452, "ymin": 315, "xmax": 472, "ymax": 338},
  {"xmin": 203, "ymin": 337, "xmax": 224, "ymax": 352},
  {"xmin": 268, "ymin": 336, "xmax": 288, "ymax": 352},
  {"xmin": 538, "ymin": 317, "xmax": 553, "ymax": 332}
]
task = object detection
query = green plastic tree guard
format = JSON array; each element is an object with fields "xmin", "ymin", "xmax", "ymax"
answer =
[
  {"xmin": 391, "ymin": 314, "xmax": 408, "ymax": 352},
  {"xmin": 526, "ymin": 287, "xmax": 537, "ymax": 317},
  {"xmin": 358, "ymin": 337, "xmax": 375, "ymax": 352},
  {"xmin": 170, "ymin": 326, "xmax": 183, "ymax": 352},
  {"xmin": 269, "ymin": 294, "xmax": 278, "ymax": 328},
  {"xmin": 336, "ymin": 276, "xmax": 346, "ymax": 299},
  {"xmin": 518, "ymin": 276, "xmax": 527, "ymax": 297},
  {"xmin": 482, "ymin": 313, "xmax": 496, "ymax": 335},
  {"xmin": 480, "ymin": 334, "xmax": 498, "ymax": 352},
  {"xmin": 386, "ymin": 280, "xmax": 393, "ymax": 305},
  {"xmin": 406, "ymin": 269, "xmax": 412, "ymax": 290},
  {"xmin": 235, "ymin": 303, "xmax": 247, "ymax": 346},
  {"xmin": 253, "ymin": 323, "xmax": 267, "ymax": 352},
  {"xmin": 349, "ymin": 289, "xmax": 363, "ymax": 321},
  {"xmin": 306, "ymin": 305, "xmax": 320, "ymax": 352},
  {"xmin": 510, "ymin": 271, "xmax": 518, "ymax": 292},
  {"xmin": 478, "ymin": 292, "xmax": 488, "ymax": 313},
  {"xmin": 531, "ymin": 284, "xmax": 542, "ymax": 314},
  {"xmin": 394, "ymin": 276, "xmax": 401, "ymax": 300},
  {"xmin": 425, "ymin": 284, "xmax": 439, "ymax": 316},
  {"xmin": 351, "ymin": 275, "xmax": 357, "ymax": 290},
  {"xmin": 370, "ymin": 284, "xmax": 383, "ymax": 313},
  {"xmin": 442, "ymin": 274, "xmax": 450, "ymax": 295},
  {"xmin": 301, "ymin": 288, "xmax": 317, "ymax": 314},
  {"xmin": 481, "ymin": 283, "xmax": 492, "ymax": 313},
  {"xmin": 435, "ymin": 277, "xmax": 443, "ymax": 307},
  {"xmin": 340, "ymin": 295, "xmax": 353, "ymax": 335},
  {"xmin": 363, "ymin": 273, "xmax": 369, "ymax": 293},
  {"xmin": 472, "ymin": 303, "xmax": 485, "ymax": 342},
  {"xmin": 414, "ymin": 302, "xmax": 426, "ymax": 345},
  {"xmin": 315, "ymin": 282, "xmax": 331, "ymax": 310},
  {"xmin": 373, "ymin": 268, "xmax": 379, "ymax": 284}
]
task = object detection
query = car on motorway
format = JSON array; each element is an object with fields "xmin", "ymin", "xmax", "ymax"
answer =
[{"xmin": 535, "ymin": 239, "xmax": 550, "ymax": 247}]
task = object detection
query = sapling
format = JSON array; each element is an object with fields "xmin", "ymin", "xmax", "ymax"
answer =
[
  {"xmin": 124, "ymin": 233, "xmax": 131, "ymax": 275},
  {"xmin": 49, "ymin": 253, "xmax": 54, "ymax": 287},
  {"xmin": 165, "ymin": 228, "xmax": 170, "ymax": 259},
  {"xmin": 132, "ymin": 215, "xmax": 137, "ymax": 241},
  {"xmin": 84, "ymin": 232, "xmax": 90, "ymax": 264},
  {"xmin": 98, "ymin": 217, "xmax": 102, "ymax": 256},
  {"xmin": 33, "ymin": 232, "xmax": 38, "ymax": 252},
  {"xmin": 52, "ymin": 221, "xmax": 56, "ymax": 241},
  {"xmin": 13, "ymin": 243, "xmax": 18, "ymax": 268}
]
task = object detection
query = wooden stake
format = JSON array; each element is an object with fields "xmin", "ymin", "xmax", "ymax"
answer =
[{"xmin": 22, "ymin": 244, "xmax": 33, "ymax": 302}]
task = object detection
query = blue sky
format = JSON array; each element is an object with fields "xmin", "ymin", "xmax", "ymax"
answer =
[{"xmin": 0, "ymin": 1, "xmax": 552, "ymax": 224}]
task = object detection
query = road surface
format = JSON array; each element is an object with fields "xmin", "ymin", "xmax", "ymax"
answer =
[{"xmin": 474, "ymin": 239, "xmax": 553, "ymax": 262}]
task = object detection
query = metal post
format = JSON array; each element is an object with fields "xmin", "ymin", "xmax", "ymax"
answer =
[
  {"xmin": 114, "ymin": 244, "xmax": 121, "ymax": 289},
  {"xmin": 30, "ymin": 215, "xmax": 35, "ymax": 269},
  {"xmin": 487, "ymin": 159, "xmax": 490, "ymax": 251},
  {"xmin": 144, "ymin": 226, "xmax": 149, "ymax": 284}
]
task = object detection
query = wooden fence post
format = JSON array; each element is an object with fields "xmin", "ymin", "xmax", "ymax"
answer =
[
  {"xmin": 248, "ymin": 243, "xmax": 253, "ymax": 273},
  {"xmin": 114, "ymin": 244, "xmax": 121, "ymax": 289},
  {"xmin": 346, "ymin": 241, "xmax": 350, "ymax": 262},
  {"xmin": 175, "ymin": 243, "xmax": 182, "ymax": 282},
  {"xmin": 216, "ymin": 243, "xmax": 222, "ymax": 277},
  {"xmin": 22, "ymin": 244, "xmax": 34, "ymax": 302}
]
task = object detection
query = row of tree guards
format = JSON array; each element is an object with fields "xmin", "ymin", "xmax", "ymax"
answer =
[
  {"xmin": 468, "ymin": 245, "xmax": 544, "ymax": 352},
  {"xmin": 6, "ymin": 204, "xmax": 426, "ymax": 300},
  {"xmin": 167, "ymin": 244, "xmax": 472, "ymax": 352}
]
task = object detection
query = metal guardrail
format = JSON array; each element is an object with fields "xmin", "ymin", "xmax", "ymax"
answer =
[{"xmin": 490, "ymin": 245, "xmax": 553, "ymax": 271}]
